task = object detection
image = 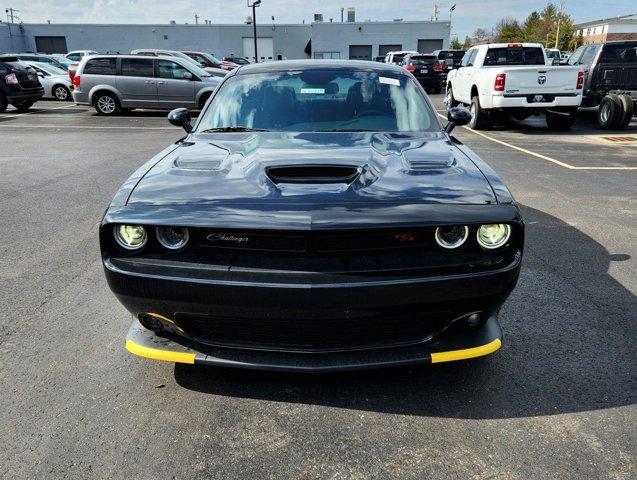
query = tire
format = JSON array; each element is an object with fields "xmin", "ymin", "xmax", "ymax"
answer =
[
  {"xmin": 546, "ymin": 110, "xmax": 577, "ymax": 130},
  {"xmin": 598, "ymin": 94, "xmax": 622, "ymax": 129},
  {"xmin": 12, "ymin": 101, "xmax": 34, "ymax": 112},
  {"xmin": 94, "ymin": 92, "xmax": 120, "ymax": 116},
  {"xmin": 469, "ymin": 95, "xmax": 491, "ymax": 130},
  {"xmin": 445, "ymin": 85, "xmax": 459, "ymax": 111},
  {"xmin": 616, "ymin": 94, "xmax": 634, "ymax": 130},
  {"xmin": 0, "ymin": 94, "xmax": 7, "ymax": 113},
  {"xmin": 53, "ymin": 84, "xmax": 71, "ymax": 101}
]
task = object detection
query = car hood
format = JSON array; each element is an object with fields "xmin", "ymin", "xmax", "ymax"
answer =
[{"xmin": 127, "ymin": 131, "xmax": 497, "ymax": 207}]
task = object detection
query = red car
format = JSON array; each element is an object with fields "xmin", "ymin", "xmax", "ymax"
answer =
[{"xmin": 182, "ymin": 51, "xmax": 238, "ymax": 71}]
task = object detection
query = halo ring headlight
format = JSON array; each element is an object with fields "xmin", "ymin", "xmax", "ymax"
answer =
[
  {"xmin": 113, "ymin": 225, "xmax": 147, "ymax": 251},
  {"xmin": 156, "ymin": 226, "xmax": 190, "ymax": 251},
  {"xmin": 435, "ymin": 225, "xmax": 469, "ymax": 249},
  {"xmin": 477, "ymin": 224, "xmax": 511, "ymax": 250}
]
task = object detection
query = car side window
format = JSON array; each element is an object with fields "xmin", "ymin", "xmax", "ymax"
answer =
[
  {"xmin": 67, "ymin": 53, "xmax": 81, "ymax": 61},
  {"xmin": 578, "ymin": 45, "xmax": 600, "ymax": 65},
  {"xmin": 599, "ymin": 44, "xmax": 637, "ymax": 64},
  {"xmin": 158, "ymin": 60, "xmax": 192, "ymax": 80},
  {"xmin": 466, "ymin": 49, "xmax": 477, "ymax": 67},
  {"xmin": 84, "ymin": 58, "xmax": 117, "ymax": 75},
  {"xmin": 121, "ymin": 58, "xmax": 155, "ymax": 77}
]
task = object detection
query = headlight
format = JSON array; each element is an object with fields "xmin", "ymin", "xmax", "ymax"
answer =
[
  {"xmin": 156, "ymin": 226, "xmax": 189, "ymax": 251},
  {"xmin": 477, "ymin": 224, "xmax": 511, "ymax": 250},
  {"xmin": 113, "ymin": 225, "xmax": 147, "ymax": 251},
  {"xmin": 435, "ymin": 225, "xmax": 469, "ymax": 249}
]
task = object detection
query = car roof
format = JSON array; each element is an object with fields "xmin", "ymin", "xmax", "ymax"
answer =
[{"xmin": 235, "ymin": 59, "xmax": 406, "ymax": 76}]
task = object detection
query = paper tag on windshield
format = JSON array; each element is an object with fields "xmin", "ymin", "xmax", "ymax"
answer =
[
  {"xmin": 301, "ymin": 88, "xmax": 325, "ymax": 94},
  {"xmin": 379, "ymin": 77, "xmax": 400, "ymax": 86}
]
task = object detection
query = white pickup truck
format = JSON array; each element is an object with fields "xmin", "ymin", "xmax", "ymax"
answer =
[{"xmin": 446, "ymin": 43, "xmax": 584, "ymax": 129}]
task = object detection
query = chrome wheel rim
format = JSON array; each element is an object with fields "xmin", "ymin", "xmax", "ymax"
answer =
[
  {"xmin": 600, "ymin": 103, "xmax": 609, "ymax": 123},
  {"xmin": 97, "ymin": 96, "xmax": 115, "ymax": 113},
  {"xmin": 445, "ymin": 89, "xmax": 452, "ymax": 106},
  {"xmin": 55, "ymin": 87, "xmax": 68, "ymax": 100}
]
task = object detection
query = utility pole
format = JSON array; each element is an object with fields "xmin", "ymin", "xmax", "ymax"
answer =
[
  {"xmin": 341, "ymin": 7, "xmax": 344, "ymax": 22},
  {"xmin": 554, "ymin": 1, "xmax": 565, "ymax": 49},
  {"xmin": 5, "ymin": 7, "xmax": 19, "ymax": 23},
  {"xmin": 194, "ymin": 13, "xmax": 199, "ymax": 25},
  {"xmin": 247, "ymin": 1, "xmax": 262, "ymax": 63},
  {"xmin": 432, "ymin": 3, "xmax": 440, "ymax": 21}
]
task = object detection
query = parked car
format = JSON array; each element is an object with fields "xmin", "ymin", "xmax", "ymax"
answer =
[
  {"xmin": 182, "ymin": 51, "xmax": 237, "ymax": 71},
  {"xmin": 384, "ymin": 50, "xmax": 418, "ymax": 65},
  {"xmin": 400, "ymin": 52, "xmax": 446, "ymax": 93},
  {"xmin": 0, "ymin": 55, "xmax": 44, "ymax": 112},
  {"xmin": 65, "ymin": 50, "xmax": 98, "ymax": 62},
  {"xmin": 13, "ymin": 53, "xmax": 68, "ymax": 70},
  {"xmin": 102, "ymin": 60, "xmax": 524, "ymax": 372},
  {"xmin": 432, "ymin": 49, "xmax": 466, "ymax": 71},
  {"xmin": 567, "ymin": 40, "xmax": 637, "ymax": 129},
  {"xmin": 131, "ymin": 49, "xmax": 228, "ymax": 77},
  {"xmin": 26, "ymin": 61, "xmax": 73, "ymax": 101},
  {"xmin": 223, "ymin": 56, "xmax": 250, "ymax": 65},
  {"xmin": 373, "ymin": 56, "xmax": 386, "ymax": 62},
  {"xmin": 545, "ymin": 48, "xmax": 561, "ymax": 65},
  {"xmin": 50, "ymin": 55, "xmax": 78, "ymax": 68},
  {"xmin": 71, "ymin": 55, "xmax": 221, "ymax": 115},
  {"xmin": 446, "ymin": 43, "xmax": 584, "ymax": 129}
]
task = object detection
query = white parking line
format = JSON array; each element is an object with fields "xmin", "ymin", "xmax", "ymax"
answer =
[
  {"xmin": 2, "ymin": 103, "xmax": 78, "ymax": 119},
  {"xmin": 0, "ymin": 124, "xmax": 175, "ymax": 130},
  {"xmin": 436, "ymin": 112, "xmax": 637, "ymax": 171}
]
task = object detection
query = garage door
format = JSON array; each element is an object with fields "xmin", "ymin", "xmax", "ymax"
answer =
[
  {"xmin": 35, "ymin": 36, "xmax": 68, "ymax": 54},
  {"xmin": 379, "ymin": 44, "xmax": 402, "ymax": 57},
  {"xmin": 242, "ymin": 37, "xmax": 274, "ymax": 62},
  {"xmin": 417, "ymin": 39, "xmax": 443, "ymax": 53},
  {"xmin": 349, "ymin": 45, "xmax": 372, "ymax": 61}
]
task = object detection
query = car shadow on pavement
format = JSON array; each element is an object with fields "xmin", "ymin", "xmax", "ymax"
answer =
[{"xmin": 174, "ymin": 205, "xmax": 636, "ymax": 419}]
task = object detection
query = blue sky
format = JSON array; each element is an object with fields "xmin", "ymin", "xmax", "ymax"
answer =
[{"xmin": 3, "ymin": 1, "xmax": 636, "ymax": 39}]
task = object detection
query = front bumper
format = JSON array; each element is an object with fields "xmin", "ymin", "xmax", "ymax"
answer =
[{"xmin": 125, "ymin": 313, "xmax": 503, "ymax": 372}]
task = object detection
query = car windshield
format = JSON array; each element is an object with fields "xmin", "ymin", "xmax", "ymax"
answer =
[{"xmin": 196, "ymin": 68, "xmax": 436, "ymax": 133}]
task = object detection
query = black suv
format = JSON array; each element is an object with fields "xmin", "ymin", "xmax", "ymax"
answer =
[
  {"xmin": 0, "ymin": 56, "xmax": 44, "ymax": 112},
  {"xmin": 568, "ymin": 41, "xmax": 636, "ymax": 129},
  {"xmin": 400, "ymin": 53, "xmax": 446, "ymax": 93}
]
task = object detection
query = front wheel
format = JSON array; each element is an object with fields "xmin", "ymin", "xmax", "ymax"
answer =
[
  {"xmin": 469, "ymin": 96, "xmax": 491, "ymax": 130},
  {"xmin": 53, "ymin": 85, "xmax": 71, "ymax": 101},
  {"xmin": 94, "ymin": 92, "xmax": 120, "ymax": 116},
  {"xmin": 546, "ymin": 110, "xmax": 577, "ymax": 130}
]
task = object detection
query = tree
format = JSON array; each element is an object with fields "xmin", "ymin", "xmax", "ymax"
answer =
[
  {"xmin": 462, "ymin": 36, "xmax": 472, "ymax": 49},
  {"xmin": 472, "ymin": 27, "xmax": 494, "ymax": 45},
  {"xmin": 495, "ymin": 18, "xmax": 524, "ymax": 43},
  {"xmin": 450, "ymin": 37, "xmax": 463, "ymax": 49},
  {"xmin": 522, "ymin": 11, "xmax": 542, "ymax": 42}
]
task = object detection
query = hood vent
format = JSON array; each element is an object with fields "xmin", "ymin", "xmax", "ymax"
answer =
[{"xmin": 266, "ymin": 165, "xmax": 360, "ymax": 184}]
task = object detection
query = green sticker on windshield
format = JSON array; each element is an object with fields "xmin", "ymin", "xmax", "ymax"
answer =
[{"xmin": 300, "ymin": 88, "xmax": 325, "ymax": 94}]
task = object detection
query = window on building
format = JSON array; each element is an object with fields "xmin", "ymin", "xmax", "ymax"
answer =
[{"xmin": 314, "ymin": 52, "xmax": 341, "ymax": 59}]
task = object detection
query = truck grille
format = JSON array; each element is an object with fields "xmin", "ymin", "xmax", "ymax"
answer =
[{"xmin": 174, "ymin": 308, "xmax": 451, "ymax": 352}]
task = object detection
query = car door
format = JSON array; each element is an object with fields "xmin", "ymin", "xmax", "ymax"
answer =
[
  {"xmin": 455, "ymin": 48, "xmax": 477, "ymax": 102},
  {"xmin": 117, "ymin": 58, "xmax": 158, "ymax": 108},
  {"xmin": 156, "ymin": 59, "xmax": 196, "ymax": 108}
]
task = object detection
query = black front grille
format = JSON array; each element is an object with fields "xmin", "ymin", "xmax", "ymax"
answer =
[{"xmin": 174, "ymin": 309, "xmax": 451, "ymax": 352}]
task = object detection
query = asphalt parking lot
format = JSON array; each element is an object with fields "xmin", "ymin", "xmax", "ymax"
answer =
[{"xmin": 1, "ymin": 96, "xmax": 635, "ymax": 479}]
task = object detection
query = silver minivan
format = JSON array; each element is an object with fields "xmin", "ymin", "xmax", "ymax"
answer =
[{"xmin": 71, "ymin": 55, "xmax": 221, "ymax": 115}]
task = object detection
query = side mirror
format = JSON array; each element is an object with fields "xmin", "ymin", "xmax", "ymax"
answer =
[
  {"xmin": 168, "ymin": 108, "xmax": 193, "ymax": 133},
  {"xmin": 183, "ymin": 71, "xmax": 194, "ymax": 80},
  {"xmin": 444, "ymin": 106, "xmax": 472, "ymax": 133}
]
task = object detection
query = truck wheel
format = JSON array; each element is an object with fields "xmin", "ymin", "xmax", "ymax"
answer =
[
  {"xmin": 12, "ymin": 101, "xmax": 34, "ymax": 112},
  {"xmin": 0, "ymin": 94, "xmax": 7, "ymax": 113},
  {"xmin": 94, "ymin": 92, "xmax": 120, "ymax": 116},
  {"xmin": 546, "ymin": 110, "xmax": 577, "ymax": 130},
  {"xmin": 616, "ymin": 94, "xmax": 634, "ymax": 130},
  {"xmin": 445, "ymin": 85, "xmax": 459, "ymax": 112},
  {"xmin": 469, "ymin": 96, "xmax": 491, "ymax": 130},
  {"xmin": 598, "ymin": 95, "xmax": 622, "ymax": 129}
]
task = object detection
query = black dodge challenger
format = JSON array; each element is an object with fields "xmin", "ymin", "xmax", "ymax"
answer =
[{"xmin": 101, "ymin": 60, "xmax": 524, "ymax": 372}]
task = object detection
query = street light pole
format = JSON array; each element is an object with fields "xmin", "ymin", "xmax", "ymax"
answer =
[{"xmin": 247, "ymin": 0, "xmax": 262, "ymax": 63}]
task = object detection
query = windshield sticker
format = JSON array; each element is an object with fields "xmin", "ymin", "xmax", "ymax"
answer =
[
  {"xmin": 300, "ymin": 88, "xmax": 325, "ymax": 94},
  {"xmin": 379, "ymin": 77, "xmax": 400, "ymax": 86}
]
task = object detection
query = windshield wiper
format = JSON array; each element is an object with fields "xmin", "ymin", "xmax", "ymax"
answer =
[
  {"xmin": 201, "ymin": 126, "xmax": 269, "ymax": 132},
  {"xmin": 317, "ymin": 128, "xmax": 376, "ymax": 132}
]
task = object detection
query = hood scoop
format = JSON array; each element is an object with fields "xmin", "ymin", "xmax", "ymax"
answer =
[{"xmin": 266, "ymin": 165, "xmax": 360, "ymax": 184}]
